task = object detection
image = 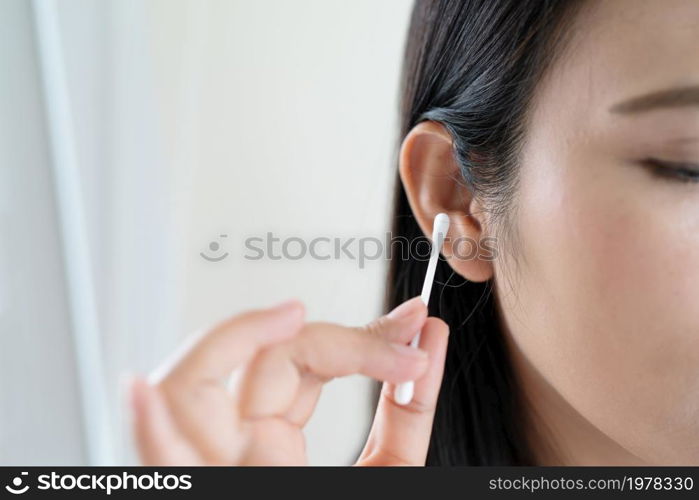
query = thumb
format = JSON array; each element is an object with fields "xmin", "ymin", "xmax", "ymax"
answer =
[{"xmin": 357, "ymin": 317, "xmax": 449, "ymax": 465}]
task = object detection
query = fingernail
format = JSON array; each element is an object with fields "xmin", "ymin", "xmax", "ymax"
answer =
[
  {"xmin": 387, "ymin": 296, "xmax": 424, "ymax": 320},
  {"xmin": 271, "ymin": 299, "xmax": 304, "ymax": 317},
  {"xmin": 390, "ymin": 342, "xmax": 429, "ymax": 359}
]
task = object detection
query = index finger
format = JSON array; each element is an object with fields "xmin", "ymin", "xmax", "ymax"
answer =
[
  {"xmin": 237, "ymin": 306, "xmax": 431, "ymax": 420},
  {"xmin": 150, "ymin": 299, "xmax": 305, "ymax": 385}
]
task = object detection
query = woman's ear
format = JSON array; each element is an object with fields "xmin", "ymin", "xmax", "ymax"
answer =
[{"xmin": 399, "ymin": 121, "xmax": 493, "ymax": 282}]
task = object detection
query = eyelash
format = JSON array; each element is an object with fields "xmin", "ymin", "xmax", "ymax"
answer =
[{"xmin": 640, "ymin": 158, "xmax": 699, "ymax": 183}]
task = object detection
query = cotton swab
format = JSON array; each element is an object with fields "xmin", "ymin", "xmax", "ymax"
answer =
[{"xmin": 394, "ymin": 213, "xmax": 450, "ymax": 405}]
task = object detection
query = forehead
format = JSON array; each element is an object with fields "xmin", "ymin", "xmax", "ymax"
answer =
[
  {"xmin": 534, "ymin": 0, "xmax": 699, "ymax": 122},
  {"xmin": 523, "ymin": 0, "xmax": 699, "ymax": 150}
]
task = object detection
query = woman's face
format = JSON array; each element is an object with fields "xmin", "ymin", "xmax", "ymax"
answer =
[{"xmin": 498, "ymin": 0, "xmax": 699, "ymax": 464}]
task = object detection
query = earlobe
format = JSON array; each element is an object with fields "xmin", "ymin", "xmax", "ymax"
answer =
[{"xmin": 399, "ymin": 121, "xmax": 494, "ymax": 283}]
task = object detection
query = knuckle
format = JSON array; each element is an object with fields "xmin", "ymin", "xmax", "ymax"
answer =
[
  {"xmin": 360, "ymin": 316, "xmax": 390, "ymax": 337},
  {"xmin": 295, "ymin": 322, "xmax": 325, "ymax": 349},
  {"xmin": 288, "ymin": 323, "xmax": 334, "ymax": 367}
]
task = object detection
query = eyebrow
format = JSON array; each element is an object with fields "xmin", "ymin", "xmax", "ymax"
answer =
[{"xmin": 610, "ymin": 85, "xmax": 699, "ymax": 114}]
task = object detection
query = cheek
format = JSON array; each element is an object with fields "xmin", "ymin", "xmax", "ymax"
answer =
[{"xmin": 501, "ymin": 153, "xmax": 699, "ymax": 461}]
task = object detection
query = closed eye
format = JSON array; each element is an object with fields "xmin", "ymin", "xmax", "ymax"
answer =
[{"xmin": 640, "ymin": 157, "xmax": 699, "ymax": 183}]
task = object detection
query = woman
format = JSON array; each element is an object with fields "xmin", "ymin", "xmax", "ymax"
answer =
[{"xmin": 130, "ymin": 0, "xmax": 699, "ymax": 465}]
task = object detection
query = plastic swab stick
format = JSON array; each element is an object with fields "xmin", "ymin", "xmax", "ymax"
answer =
[{"xmin": 394, "ymin": 213, "xmax": 450, "ymax": 405}]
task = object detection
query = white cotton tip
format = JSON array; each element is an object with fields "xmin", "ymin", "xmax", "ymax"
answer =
[
  {"xmin": 432, "ymin": 213, "xmax": 450, "ymax": 244},
  {"xmin": 394, "ymin": 381, "xmax": 414, "ymax": 406}
]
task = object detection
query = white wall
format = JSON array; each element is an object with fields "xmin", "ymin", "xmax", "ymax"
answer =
[
  {"xmin": 2, "ymin": 0, "xmax": 413, "ymax": 465},
  {"xmin": 0, "ymin": 0, "xmax": 86, "ymax": 464}
]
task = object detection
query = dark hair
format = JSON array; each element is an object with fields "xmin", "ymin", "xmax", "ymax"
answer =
[{"xmin": 387, "ymin": 0, "xmax": 585, "ymax": 465}]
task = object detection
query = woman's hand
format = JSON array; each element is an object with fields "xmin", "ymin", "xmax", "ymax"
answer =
[{"xmin": 129, "ymin": 297, "xmax": 449, "ymax": 465}]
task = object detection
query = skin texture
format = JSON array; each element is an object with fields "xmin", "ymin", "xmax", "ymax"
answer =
[
  {"xmin": 502, "ymin": 0, "xmax": 699, "ymax": 464},
  {"xmin": 403, "ymin": 0, "xmax": 699, "ymax": 464}
]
